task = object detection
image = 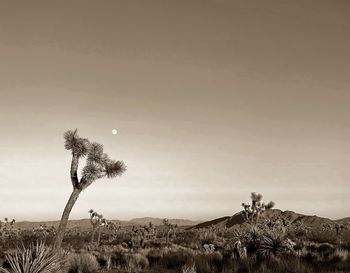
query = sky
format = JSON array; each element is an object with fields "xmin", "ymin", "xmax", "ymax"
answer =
[{"xmin": 0, "ymin": 0, "xmax": 350, "ymax": 221}]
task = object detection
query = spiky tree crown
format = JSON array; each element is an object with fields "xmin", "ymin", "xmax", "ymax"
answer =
[
  {"xmin": 64, "ymin": 129, "xmax": 127, "ymax": 190},
  {"xmin": 64, "ymin": 129, "xmax": 89, "ymax": 158},
  {"xmin": 241, "ymin": 192, "xmax": 275, "ymax": 225},
  {"xmin": 89, "ymin": 209, "xmax": 107, "ymax": 227},
  {"xmin": 251, "ymin": 192, "xmax": 262, "ymax": 202}
]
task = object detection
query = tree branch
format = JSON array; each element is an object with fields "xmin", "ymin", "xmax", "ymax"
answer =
[{"xmin": 70, "ymin": 154, "xmax": 79, "ymax": 188}]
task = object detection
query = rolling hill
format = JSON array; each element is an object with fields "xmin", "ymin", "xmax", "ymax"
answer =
[{"xmin": 191, "ymin": 209, "xmax": 346, "ymax": 229}]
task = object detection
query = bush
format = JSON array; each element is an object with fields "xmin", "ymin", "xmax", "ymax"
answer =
[
  {"xmin": 161, "ymin": 250, "xmax": 194, "ymax": 269},
  {"xmin": 174, "ymin": 231, "xmax": 200, "ymax": 247},
  {"xmin": 194, "ymin": 252, "xmax": 223, "ymax": 273},
  {"xmin": 340, "ymin": 230, "xmax": 350, "ymax": 249},
  {"xmin": 146, "ymin": 248, "xmax": 164, "ymax": 266},
  {"xmin": 67, "ymin": 253, "xmax": 99, "ymax": 273},
  {"xmin": 182, "ymin": 264, "xmax": 196, "ymax": 273},
  {"xmin": 307, "ymin": 229, "xmax": 338, "ymax": 245},
  {"xmin": 125, "ymin": 253, "xmax": 149, "ymax": 270}
]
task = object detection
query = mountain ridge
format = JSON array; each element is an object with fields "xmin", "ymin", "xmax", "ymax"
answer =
[{"xmin": 191, "ymin": 209, "xmax": 348, "ymax": 229}]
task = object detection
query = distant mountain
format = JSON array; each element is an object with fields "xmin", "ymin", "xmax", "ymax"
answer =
[
  {"xmin": 14, "ymin": 217, "xmax": 201, "ymax": 230},
  {"xmin": 336, "ymin": 217, "xmax": 350, "ymax": 224},
  {"xmin": 14, "ymin": 219, "xmax": 93, "ymax": 230},
  {"xmin": 128, "ymin": 217, "xmax": 202, "ymax": 227},
  {"xmin": 14, "ymin": 211, "xmax": 349, "ymax": 231},
  {"xmin": 190, "ymin": 209, "xmax": 343, "ymax": 229}
]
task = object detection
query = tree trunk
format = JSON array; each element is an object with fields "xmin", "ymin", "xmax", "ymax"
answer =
[
  {"xmin": 91, "ymin": 227, "xmax": 97, "ymax": 243},
  {"xmin": 97, "ymin": 227, "xmax": 101, "ymax": 246},
  {"xmin": 166, "ymin": 229, "xmax": 171, "ymax": 245},
  {"xmin": 54, "ymin": 188, "xmax": 81, "ymax": 249}
]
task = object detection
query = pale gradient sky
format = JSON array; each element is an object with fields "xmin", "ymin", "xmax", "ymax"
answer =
[{"xmin": 0, "ymin": 0, "xmax": 350, "ymax": 221}]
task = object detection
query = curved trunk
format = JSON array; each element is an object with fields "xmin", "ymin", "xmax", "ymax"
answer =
[
  {"xmin": 91, "ymin": 226, "xmax": 97, "ymax": 243},
  {"xmin": 54, "ymin": 188, "xmax": 81, "ymax": 249},
  {"xmin": 166, "ymin": 229, "xmax": 171, "ymax": 245}
]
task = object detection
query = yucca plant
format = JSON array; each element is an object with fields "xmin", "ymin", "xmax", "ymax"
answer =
[
  {"xmin": 257, "ymin": 230, "xmax": 286, "ymax": 259},
  {"xmin": 243, "ymin": 226, "xmax": 263, "ymax": 255},
  {"xmin": 0, "ymin": 242, "xmax": 63, "ymax": 273},
  {"xmin": 54, "ymin": 129, "xmax": 126, "ymax": 249}
]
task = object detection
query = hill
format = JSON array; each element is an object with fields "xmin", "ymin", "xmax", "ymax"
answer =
[
  {"xmin": 191, "ymin": 209, "xmax": 341, "ymax": 229},
  {"xmin": 336, "ymin": 217, "xmax": 350, "ymax": 224}
]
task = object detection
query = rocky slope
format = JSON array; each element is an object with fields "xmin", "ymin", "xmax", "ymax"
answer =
[{"xmin": 191, "ymin": 209, "xmax": 344, "ymax": 229}]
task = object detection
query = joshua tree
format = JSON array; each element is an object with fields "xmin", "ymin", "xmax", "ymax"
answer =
[
  {"xmin": 163, "ymin": 218, "xmax": 177, "ymax": 245},
  {"xmin": 54, "ymin": 129, "xmax": 126, "ymax": 249},
  {"xmin": 241, "ymin": 192, "xmax": 275, "ymax": 225},
  {"xmin": 89, "ymin": 209, "xmax": 107, "ymax": 245}
]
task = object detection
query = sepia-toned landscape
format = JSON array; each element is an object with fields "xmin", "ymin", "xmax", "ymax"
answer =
[
  {"xmin": 0, "ymin": 129, "xmax": 349, "ymax": 273},
  {"xmin": 1, "ymin": 1, "xmax": 350, "ymax": 272}
]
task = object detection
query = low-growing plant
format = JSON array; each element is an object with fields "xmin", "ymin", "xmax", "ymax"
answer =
[
  {"xmin": 182, "ymin": 263, "xmax": 196, "ymax": 273},
  {"xmin": 0, "ymin": 241, "xmax": 63, "ymax": 273},
  {"xmin": 161, "ymin": 250, "xmax": 194, "ymax": 269},
  {"xmin": 67, "ymin": 253, "xmax": 99, "ymax": 273}
]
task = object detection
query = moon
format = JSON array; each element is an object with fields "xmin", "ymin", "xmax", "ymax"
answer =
[{"xmin": 112, "ymin": 129, "xmax": 117, "ymax": 135}]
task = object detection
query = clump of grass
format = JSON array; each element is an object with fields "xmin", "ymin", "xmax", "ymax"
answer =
[
  {"xmin": 194, "ymin": 252, "xmax": 223, "ymax": 273},
  {"xmin": 182, "ymin": 263, "xmax": 196, "ymax": 273},
  {"xmin": 67, "ymin": 253, "xmax": 99, "ymax": 273},
  {"xmin": 332, "ymin": 248, "xmax": 349, "ymax": 262},
  {"xmin": 146, "ymin": 248, "xmax": 164, "ymax": 266},
  {"xmin": 0, "ymin": 241, "xmax": 63, "ymax": 273},
  {"xmin": 125, "ymin": 253, "xmax": 149, "ymax": 270},
  {"xmin": 161, "ymin": 250, "xmax": 194, "ymax": 269}
]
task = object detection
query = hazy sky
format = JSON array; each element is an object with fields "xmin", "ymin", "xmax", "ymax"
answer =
[{"xmin": 0, "ymin": 0, "xmax": 350, "ymax": 221}]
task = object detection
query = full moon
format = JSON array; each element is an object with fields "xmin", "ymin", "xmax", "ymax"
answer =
[{"xmin": 112, "ymin": 129, "xmax": 117, "ymax": 135}]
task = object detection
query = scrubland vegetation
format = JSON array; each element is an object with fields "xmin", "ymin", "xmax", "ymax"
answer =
[{"xmin": 1, "ymin": 196, "xmax": 350, "ymax": 273}]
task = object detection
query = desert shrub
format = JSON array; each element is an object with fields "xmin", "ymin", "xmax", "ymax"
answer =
[
  {"xmin": 160, "ymin": 250, "xmax": 194, "ymax": 269},
  {"xmin": 0, "ymin": 241, "xmax": 63, "ymax": 273},
  {"xmin": 194, "ymin": 254, "xmax": 211, "ymax": 273},
  {"xmin": 67, "ymin": 253, "xmax": 99, "ymax": 273},
  {"xmin": 62, "ymin": 233, "xmax": 91, "ymax": 250},
  {"xmin": 199, "ymin": 229, "xmax": 217, "ymax": 245},
  {"xmin": 110, "ymin": 251, "xmax": 128, "ymax": 269},
  {"xmin": 194, "ymin": 252, "xmax": 223, "ymax": 273},
  {"xmin": 174, "ymin": 230, "xmax": 200, "ymax": 247},
  {"xmin": 95, "ymin": 253, "xmax": 111, "ymax": 269},
  {"xmin": 182, "ymin": 263, "xmax": 196, "ymax": 273},
  {"xmin": 331, "ymin": 248, "xmax": 349, "ymax": 263},
  {"xmin": 307, "ymin": 229, "xmax": 338, "ymax": 244},
  {"xmin": 109, "ymin": 232, "xmax": 132, "ymax": 246},
  {"xmin": 262, "ymin": 255, "xmax": 311, "ymax": 273},
  {"xmin": 126, "ymin": 253, "xmax": 149, "ymax": 269},
  {"xmin": 287, "ymin": 226, "xmax": 308, "ymax": 240},
  {"xmin": 146, "ymin": 248, "xmax": 164, "ymax": 266},
  {"xmin": 340, "ymin": 230, "xmax": 350, "ymax": 249},
  {"xmin": 304, "ymin": 242, "xmax": 336, "ymax": 263},
  {"xmin": 231, "ymin": 258, "xmax": 256, "ymax": 273}
]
